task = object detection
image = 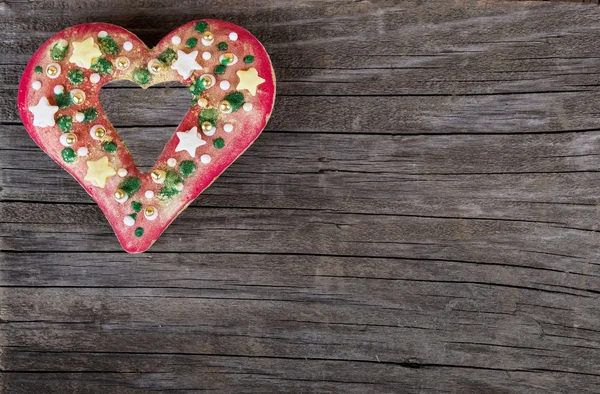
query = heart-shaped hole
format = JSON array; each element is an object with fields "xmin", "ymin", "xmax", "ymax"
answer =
[{"xmin": 100, "ymin": 80, "xmax": 191, "ymax": 172}]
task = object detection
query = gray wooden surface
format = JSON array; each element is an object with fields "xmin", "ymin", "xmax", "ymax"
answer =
[{"xmin": 3, "ymin": 1, "xmax": 600, "ymax": 392}]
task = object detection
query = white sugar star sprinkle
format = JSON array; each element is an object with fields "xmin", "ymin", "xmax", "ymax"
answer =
[
  {"xmin": 175, "ymin": 126, "xmax": 206, "ymax": 157},
  {"xmin": 171, "ymin": 50, "xmax": 202, "ymax": 79},
  {"xmin": 28, "ymin": 97, "xmax": 59, "ymax": 127}
]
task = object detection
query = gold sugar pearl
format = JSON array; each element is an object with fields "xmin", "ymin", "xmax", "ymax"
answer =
[
  {"xmin": 203, "ymin": 31, "xmax": 214, "ymax": 41},
  {"xmin": 201, "ymin": 121, "xmax": 213, "ymax": 132},
  {"xmin": 116, "ymin": 56, "xmax": 130, "ymax": 70},
  {"xmin": 114, "ymin": 189, "xmax": 127, "ymax": 200},
  {"xmin": 149, "ymin": 60, "xmax": 163, "ymax": 74},
  {"xmin": 65, "ymin": 133, "xmax": 76, "ymax": 145},
  {"xmin": 201, "ymin": 76, "xmax": 213, "ymax": 87},
  {"xmin": 46, "ymin": 64, "xmax": 60, "ymax": 78},
  {"xmin": 94, "ymin": 127, "xmax": 106, "ymax": 139},
  {"xmin": 145, "ymin": 206, "xmax": 155, "ymax": 216},
  {"xmin": 70, "ymin": 90, "xmax": 85, "ymax": 105},
  {"xmin": 219, "ymin": 100, "xmax": 232, "ymax": 113},
  {"xmin": 151, "ymin": 169, "xmax": 166, "ymax": 183}
]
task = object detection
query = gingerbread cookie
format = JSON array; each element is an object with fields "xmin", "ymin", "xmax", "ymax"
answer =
[{"xmin": 18, "ymin": 21, "xmax": 276, "ymax": 253}]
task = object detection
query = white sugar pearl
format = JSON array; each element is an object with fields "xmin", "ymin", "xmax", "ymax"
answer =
[
  {"xmin": 53, "ymin": 85, "xmax": 64, "ymax": 94},
  {"xmin": 77, "ymin": 147, "xmax": 88, "ymax": 157},
  {"xmin": 200, "ymin": 154, "xmax": 211, "ymax": 164},
  {"xmin": 229, "ymin": 32, "xmax": 238, "ymax": 41},
  {"xmin": 31, "ymin": 81, "xmax": 41, "ymax": 90},
  {"xmin": 167, "ymin": 158, "xmax": 177, "ymax": 167},
  {"xmin": 145, "ymin": 190, "xmax": 154, "ymax": 199},
  {"xmin": 75, "ymin": 112, "xmax": 85, "ymax": 122},
  {"xmin": 123, "ymin": 41, "xmax": 133, "ymax": 51},
  {"xmin": 243, "ymin": 103, "xmax": 253, "ymax": 112},
  {"xmin": 57, "ymin": 39, "xmax": 68, "ymax": 47},
  {"xmin": 118, "ymin": 168, "xmax": 128, "ymax": 177},
  {"xmin": 220, "ymin": 80, "xmax": 230, "ymax": 90},
  {"xmin": 175, "ymin": 183, "xmax": 184, "ymax": 191},
  {"xmin": 171, "ymin": 35, "xmax": 181, "ymax": 45},
  {"xmin": 98, "ymin": 31, "xmax": 108, "ymax": 38},
  {"xmin": 123, "ymin": 216, "xmax": 135, "ymax": 226},
  {"xmin": 90, "ymin": 73, "xmax": 100, "ymax": 84},
  {"xmin": 197, "ymin": 98, "xmax": 208, "ymax": 107},
  {"xmin": 202, "ymin": 51, "xmax": 211, "ymax": 60},
  {"xmin": 223, "ymin": 124, "xmax": 233, "ymax": 133}
]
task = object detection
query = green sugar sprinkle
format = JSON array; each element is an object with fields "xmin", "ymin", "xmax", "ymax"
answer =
[
  {"xmin": 199, "ymin": 108, "xmax": 219, "ymax": 128},
  {"xmin": 186, "ymin": 37, "xmax": 198, "ymax": 48},
  {"xmin": 243, "ymin": 55, "xmax": 255, "ymax": 64},
  {"xmin": 214, "ymin": 64, "xmax": 226, "ymax": 75},
  {"xmin": 195, "ymin": 21, "xmax": 208, "ymax": 32},
  {"xmin": 158, "ymin": 48, "xmax": 176, "ymax": 65},
  {"xmin": 55, "ymin": 92, "xmax": 71, "ymax": 109},
  {"xmin": 133, "ymin": 69, "xmax": 151, "ymax": 85},
  {"xmin": 223, "ymin": 91, "xmax": 245, "ymax": 112},
  {"xmin": 67, "ymin": 69, "xmax": 85, "ymax": 85},
  {"xmin": 102, "ymin": 141, "xmax": 118, "ymax": 153},
  {"xmin": 130, "ymin": 213, "xmax": 137, "ymax": 220},
  {"xmin": 81, "ymin": 107, "xmax": 98, "ymax": 123},
  {"xmin": 91, "ymin": 57, "xmax": 114, "ymax": 76},
  {"xmin": 218, "ymin": 42, "xmax": 228, "ymax": 51},
  {"xmin": 34, "ymin": 65, "xmax": 43, "ymax": 74},
  {"xmin": 213, "ymin": 137, "xmax": 225, "ymax": 149},
  {"xmin": 134, "ymin": 227, "xmax": 144, "ymax": 237},
  {"xmin": 50, "ymin": 41, "xmax": 68, "ymax": 60},
  {"xmin": 117, "ymin": 177, "xmax": 141, "ymax": 196},
  {"xmin": 158, "ymin": 170, "xmax": 183, "ymax": 201},
  {"xmin": 179, "ymin": 160, "xmax": 196, "ymax": 177},
  {"xmin": 56, "ymin": 115, "xmax": 73, "ymax": 132},
  {"xmin": 189, "ymin": 77, "xmax": 207, "ymax": 98},
  {"xmin": 131, "ymin": 201, "xmax": 142, "ymax": 212},
  {"xmin": 98, "ymin": 34, "xmax": 119, "ymax": 55},
  {"xmin": 61, "ymin": 147, "xmax": 77, "ymax": 163}
]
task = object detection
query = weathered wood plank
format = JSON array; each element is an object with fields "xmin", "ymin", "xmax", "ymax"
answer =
[{"xmin": 3, "ymin": 1, "xmax": 600, "ymax": 393}]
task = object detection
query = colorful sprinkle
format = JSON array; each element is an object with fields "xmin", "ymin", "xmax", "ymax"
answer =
[
  {"xmin": 91, "ymin": 57, "xmax": 114, "ymax": 76},
  {"xmin": 213, "ymin": 138, "xmax": 225, "ymax": 149},
  {"xmin": 243, "ymin": 55, "xmax": 255, "ymax": 64},
  {"xmin": 218, "ymin": 42, "xmax": 228, "ymax": 51},
  {"xmin": 186, "ymin": 38, "xmax": 198, "ymax": 48},
  {"xmin": 180, "ymin": 160, "xmax": 196, "ymax": 177},
  {"xmin": 131, "ymin": 200, "xmax": 143, "ymax": 212},
  {"xmin": 102, "ymin": 141, "xmax": 118, "ymax": 153},
  {"xmin": 195, "ymin": 21, "xmax": 208, "ymax": 32},
  {"xmin": 214, "ymin": 64, "xmax": 226, "ymax": 75},
  {"xmin": 67, "ymin": 69, "xmax": 85, "ymax": 85},
  {"xmin": 134, "ymin": 227, "xmax": 144, "ymax": 237},
  {"xmin": 61, "ymin": 147, "xmax": 77, "ymax": 163},
  {"xmin": 133, "ymin": 69, "xmax": 151, "ymax": 85},
  {"xmin": 57, "ymin": 115, "xmax": 73, "ymax": 132},
  {"xmin": 34, "ymin": 65, "xmax": 43, "ymax": 74}
]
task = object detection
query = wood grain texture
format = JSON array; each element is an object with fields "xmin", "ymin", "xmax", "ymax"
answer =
[{"xmin": 3, "ymin": 0, "xmax": 600, "ymax": 393}]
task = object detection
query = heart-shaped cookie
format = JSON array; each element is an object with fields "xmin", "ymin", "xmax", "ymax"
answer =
[{"xmin": 17, "ymin": 21, "xmax": 276, "ymax": 253}]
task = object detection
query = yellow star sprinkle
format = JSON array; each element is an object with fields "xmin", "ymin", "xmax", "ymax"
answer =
[
  {"xmin": 84, "ymin": 156, "xmax": 116, "ymax": 188},
  {"xmin": 236, "ymin": 67, "xmax": 265, "ymax": 96},
  {"xmin": 69, "ymin": 37, "xmax": 102, "ymax": 69}
]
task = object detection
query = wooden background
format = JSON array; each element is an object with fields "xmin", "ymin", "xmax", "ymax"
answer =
[{"xmin": 3, "ymin": 0, "xmax": 600, "ymax": 392}]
